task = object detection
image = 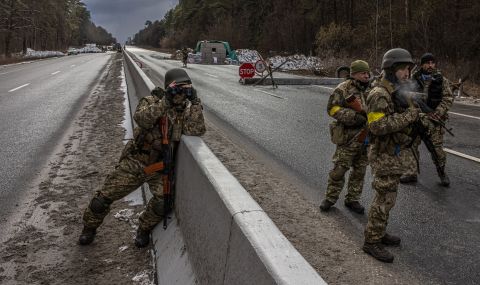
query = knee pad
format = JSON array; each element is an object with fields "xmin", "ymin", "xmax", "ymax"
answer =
[
  {"xmin": 89, "ymin": 195, "xmax": 112, "ymax": 214},
  {"xmin": 329, "ymin": 165, "xmax": 348, "ymax": 181}
]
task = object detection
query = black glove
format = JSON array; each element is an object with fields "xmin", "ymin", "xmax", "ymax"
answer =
[
  {"xmin": 186, "ymin": 87, "xmax": 197, "ymax": 102},
  {"xmin": 428, "ymin": 75, "xmax": 443, "ymax": 98},
  {"xmin": 151, "ymin": 87, "xmax": 165, "ymax": 99},
  {"xmin": 353, "ymin": 113, "xmax": 367, "ymax": 127}
]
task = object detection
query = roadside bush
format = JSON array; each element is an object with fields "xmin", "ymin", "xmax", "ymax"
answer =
[{"xmin": 315, "ymin": 23, "xmax": 355, "ymax": 58}]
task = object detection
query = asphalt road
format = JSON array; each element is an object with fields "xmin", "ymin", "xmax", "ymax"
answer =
[
  {"xmin": 0, "ymin": 53, "xmax": 111, "ymax": 220},
  {"xmin": 127, "ymin": 46, "xmax": 480, "ymax": 284}
]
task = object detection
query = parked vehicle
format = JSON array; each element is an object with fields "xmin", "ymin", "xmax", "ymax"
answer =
[{"xmin": 67, "ymin": 48, "xmax": 79, "ymax": 55}]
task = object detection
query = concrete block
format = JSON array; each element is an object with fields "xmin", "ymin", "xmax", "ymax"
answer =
[
  {"xmin": 152, "ymin": 214, "xmax": 197, "ymax": 285},
  {"xmin": 225, "ymin": 211, "xmax": 327, "ymax": 285}
]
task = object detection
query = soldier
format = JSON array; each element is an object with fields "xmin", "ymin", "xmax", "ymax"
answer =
[
  {"xmin": 363, "ymin": 48, "xmax": 420, "ymax": 263},
  {"xmin": 79, "ymin": 68, "xmax": 206, "ymax": 248},
  {"xmin": 399, "ymin": 53, "xmax": 453, "ymax": 186},
  {"xmin": 319, "ymin": 60, "xmax": 371, "ymax": 214},
  {"xmin": 181, "ymin": 47, "xmax": 189, "ymax": 67}
]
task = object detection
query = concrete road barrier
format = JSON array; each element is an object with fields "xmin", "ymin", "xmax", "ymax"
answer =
[{"xmin": 123, "ymin": 48, "xmax": 327, "ymax": 285}]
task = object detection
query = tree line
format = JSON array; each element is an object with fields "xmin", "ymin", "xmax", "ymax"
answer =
[
  {"xmin": 0, "ymin": 0, "xmax": 116, "ymax": 57},
  {"xmin": 133, "ymin": 0, "xmax": 479, "ymax": 82}
]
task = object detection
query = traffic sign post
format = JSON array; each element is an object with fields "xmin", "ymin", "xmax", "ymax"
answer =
[
  {"xmin": 239, "ymin": 63, "xmax": 255, "ymax": 79},
  {"xmin": 255, "ymin": 60, "xmax": 266, "ymax": 74}
]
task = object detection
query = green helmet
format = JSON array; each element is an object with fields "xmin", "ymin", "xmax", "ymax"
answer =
[
  {"xmin": 381, "ymin": 48, "xmax": 413, "ymax": 70},
  {"xmin": 164, "ymin": 68, "xmax": 192, "ymax": 89},
  {"xmin": 350, "ymin": 60, "xmax": 370, "ymax": 74}
]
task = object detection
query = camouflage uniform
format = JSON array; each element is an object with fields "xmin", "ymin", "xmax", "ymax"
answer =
[
  {"xmin": 401, "ymin": 69, "xmax": 453, "ymax": 177},
  {"xmin": 364, "ymin": 77, "xmax": 419, "ymax": 243},
  {"xmin": 324, "ymin": 79, "xmax": 369, "ymax": 204},
  {"xmin": 82, "ymin": 91, "xmax": 206, "ymax": 232}
]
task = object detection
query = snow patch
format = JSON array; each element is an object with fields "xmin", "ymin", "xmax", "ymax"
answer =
[
  {"xmin": 114, "ymin": 209, "xmax": 135, "ymax": 221},
  {"xmin": 236, "ymin": 49, "xmax": 262, "ymax": 64},
  {"xmin": 119, "ymin": 245, "xmax": 129, "ymax": 252},
  {"xmin": 132, "ymin": 270, "xmax": 154, "ymax": 284},
  {"xmin": 24, "ymin": 48, "xmax": 65, "ymax": 59}
]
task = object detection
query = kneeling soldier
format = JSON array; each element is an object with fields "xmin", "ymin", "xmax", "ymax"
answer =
[{"xmin": 79, "ymin": 68, "xmax": 206, "ymax": 247}]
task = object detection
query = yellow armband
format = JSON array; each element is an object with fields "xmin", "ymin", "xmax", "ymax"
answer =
[{"xmin": 367, "ymin": 112, "xmax": 385, "ymax": 124}]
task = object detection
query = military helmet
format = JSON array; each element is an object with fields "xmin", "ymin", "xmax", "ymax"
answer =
[
  {"xmin": 164, "ymin": 68, "xmax": 192, "ymax": 89},
  {"xmin": 350, "ymin": 60, "xmax": 370, "ymax": 74},
  {"xmin": 381, "ymin": 48, "xmax": 414, "ymax": 69}
]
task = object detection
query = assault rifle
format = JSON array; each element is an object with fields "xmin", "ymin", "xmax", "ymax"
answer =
[
  {"xmin": 160, "ymin": 115, "xmax": 175, "ymax": 229},
  {"xmin": 392, "ymin": 89, "xmax": 454, "ymax": 136},
  {"xmin": 393, "ymin": 90, "xmax": 453, "ymax": 174},
  {"xmin": 142, "ymin": 115, "xmax": 176, "ymax": 230}
]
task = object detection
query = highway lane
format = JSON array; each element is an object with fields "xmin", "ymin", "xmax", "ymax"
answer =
[
  {"xmin": 128, "ymin": 46, "xmax": 480, "ymax": 284},
  {"xmin": 0, "ymin": 53, "xmax": 111, "ymax": 220}
]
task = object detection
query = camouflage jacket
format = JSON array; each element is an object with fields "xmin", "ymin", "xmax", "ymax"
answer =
[
  {"xmin": 366, "ymin": 77, "xmax": 419, "ymax": 175},
  {"xmin": 123, "ymin": 93, "xmax": 206, "ymax": 164},
  {"xmin": 412, "ymin": 69, "xmax": 453, "ymax": 118},
  {"xmin": 327, "ymin": 78, "xmax": 369, "ymax": 146}
]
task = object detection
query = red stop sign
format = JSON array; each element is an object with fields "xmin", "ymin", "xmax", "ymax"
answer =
[{"xmin": 239, "ymin": 63, "xmax": 255, "ymax": 78}]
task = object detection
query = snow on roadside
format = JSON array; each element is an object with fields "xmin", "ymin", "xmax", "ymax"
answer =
[
  {"xmin": 132, "ymin": 270, "xmax": 154, "ymax": 285},
  {"xmin": 24, "ymin": 48, "xmax": 65, "ymax": 59},
  {"xmin": 236, "ymin": 49, "xmax": 262, "ymax": 64},
  {"xmin": 235, "ymin": 49, "xmax": 325, "ymax": 71}
]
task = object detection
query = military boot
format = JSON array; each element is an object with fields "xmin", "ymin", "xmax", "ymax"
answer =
[
  {"xmin": 381, "ymin": 233, "xmax": 401, "ymax": 246},
  {"xmin": 79, "ymin": 226, "xmax": 97, "ymax": 245},
  {"xmin": 362, "ymin": 242, "xmax": 394, "ymax": 263},
  {"xmin": 134, "ymin": 228, "xmax": 151, "ymax": 248},
  {"xmin": 319, "ymin": 199, "xmax": 335, "ymax": 212},
  {"xmin": 437, "ymin": 167, "xmax": 450, "ymax": 187},
  {"xmin": 400, "ymin": 174, "xmax": 417, "ymax": 184},
  {"xmin": 344, "ymin": 201, "xmax": 365, "ymax": 214}
]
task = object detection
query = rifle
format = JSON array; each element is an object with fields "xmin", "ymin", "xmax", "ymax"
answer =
[
  {"xmin": 392, "ymin": 90, "xmax": 454, "ymax": 136},
  {"xmin": 160, "ymin": 115, "xmax": 175, "ymax": 230},
  {"xmin": 345, "ymin": 94, "xmax": 368, "ymax": 144}
]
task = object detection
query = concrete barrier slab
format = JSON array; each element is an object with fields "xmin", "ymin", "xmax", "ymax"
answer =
[{"xmin": 243, "ymin": 77, "xmax": 343, "ymax": 86}]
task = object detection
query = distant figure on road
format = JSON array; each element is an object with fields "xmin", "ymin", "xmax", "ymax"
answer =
[
  {"xmin": 399, "ymin": 52, "xmax": 453, "ymax": 186},
  {"xmin": 319, "ymin": 60, "xmax": 371, "ymax": 214},
  {"xmin": 79, "ymin": 68, "xmax": 206, "ymax": 247},
  {"xmin": 363, "ymin": 48, "xmax": 420, "ymax": 263},
  {"xmin": 181, "ymin": 47, "xmax": 189, "ymax": 68}
]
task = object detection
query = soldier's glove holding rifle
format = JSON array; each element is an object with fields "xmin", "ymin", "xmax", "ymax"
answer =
[
  {"xmin": 428, "ymin": 74, "xmax": 443, "ymax": 98},
  {"xmin": 345, "ymin": 94, "xmax": 367, "ymax": 127}
]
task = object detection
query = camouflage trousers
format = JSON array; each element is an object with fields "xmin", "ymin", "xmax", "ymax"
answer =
[
  {"xmin": 325, "ymin": 144, "xmax": 368, "ymax": 204},
  {"xmin": 364, "ymin": 174, "xmax": 400, "ymax": 243},
  {"xmin": 82, "ymin": 156, "xmax": 164, "ymax": 232},
  {"xmin": 401, "ymin": 120, "xmax": 447, "ymax": 176}
]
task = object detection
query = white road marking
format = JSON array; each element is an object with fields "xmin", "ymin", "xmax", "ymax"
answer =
[
  {"xmin": 205, "ymin": 73, "xmax": 219, "ymax": 78},
  {"xmin": 448, "ymin": 112, "xmax": 480, "ymax": 120},
  {"xmin": 71, "ymin": 64, "xmax": 76, "ymax": 67},
  {"xmin": 254, "ymin": 88, "xmax": 285, "ymax": 99},
  {"xmin": 8, "ymin": 83, "xmax": 30, "ymax": 92},
  {"xmin": 0, "ymin": 72, "xmax": 7, "ymax": 75},
  {"xmin": 51, "ymin": 71, "xmax": 60, "ymax": 75},
  {"xmin": 444, "ymin": 148, "xmax": 480, "ymax": 163}
]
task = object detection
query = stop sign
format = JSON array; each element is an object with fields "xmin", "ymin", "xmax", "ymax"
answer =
[{"xmin": 239, "ymin": 63, "xmax": 255, "ymax": 78}]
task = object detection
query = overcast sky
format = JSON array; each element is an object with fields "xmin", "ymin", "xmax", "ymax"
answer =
[{"xmin": 82, "ymin": 0, "xmax": 178, "ymax": 44}]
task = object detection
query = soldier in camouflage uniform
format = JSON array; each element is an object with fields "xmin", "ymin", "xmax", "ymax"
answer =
[
  {"xmin": 79, "ymin": 68, "xmax": 206, "ymax": 247},
  {"xmin": 363, "ymin": 48, "xmax": 420, "ymax": 263},
  {"xmin": 319, "ymin": 60, "xmax": 371, "ymax": 214},
  {"xmin": 400, "ymin": 53, "xmax": 453, "ymax": 186}
]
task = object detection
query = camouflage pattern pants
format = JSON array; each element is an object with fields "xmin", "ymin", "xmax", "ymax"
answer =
[
  {"xmin": 364, "ymin": 174, "xmax": 400, "ymax": 243},
  {"xmin": 401, "ymin": 120, "xmax": 446, "ymax": 176},
  {"xmin": 83, "ymin": 156, "xmax": 164, "ymax": 232},
  {"xmin": 325, "ymin": 144, "xmax": 368, "ymax": 204}
]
